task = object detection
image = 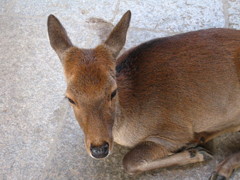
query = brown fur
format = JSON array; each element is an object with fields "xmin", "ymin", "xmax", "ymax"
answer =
[
  {"xmin": 115, "ymin": 29, "xmax": 240, "ymax": 148},
  {"xmin": 48, "ymin": 11, "xmax": 240, "ymax": 179},
  {"xmin": 64, "ymin": 46, "xmax": 114, "ymax": 95}
]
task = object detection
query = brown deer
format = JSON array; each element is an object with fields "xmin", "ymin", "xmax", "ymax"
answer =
[{"xmin": 47, "ymin": 11, "xmax": 240, "ymax": 179}]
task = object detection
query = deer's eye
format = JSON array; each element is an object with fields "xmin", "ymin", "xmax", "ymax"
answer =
[
  {"xmin": 111, "ymin": 89, "xmax": 117, "ymax": 100},
  {"xmin": 67, "ymin": 97, "xmax": 75, "ymax": 104}
]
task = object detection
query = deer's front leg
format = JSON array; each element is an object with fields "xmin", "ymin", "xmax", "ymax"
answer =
[
  {"xmin": 123, "ymin": 142, "xmax": 213, "ymax": 175},
  {"xmin": 210, "ymin": 152, "xmax": 240, "ymax": 180}
]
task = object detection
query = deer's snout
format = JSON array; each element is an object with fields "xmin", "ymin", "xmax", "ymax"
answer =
[{"xmin": 90, "ymin": 142, "xmax": 109, "ymax": 158}]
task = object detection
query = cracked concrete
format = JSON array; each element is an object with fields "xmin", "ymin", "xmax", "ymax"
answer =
[{"xmin": 1, "ymin": 0, "xmax": 240, "ymax": 179}]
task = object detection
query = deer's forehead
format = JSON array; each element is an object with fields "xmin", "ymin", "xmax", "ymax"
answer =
[
  {"xmin": 66, "ymin": 65, "xmax": 110, "ymax": 95},
  {"xmin": 63, "ymin": 46, "xmax": 116, "ymax": 97}
]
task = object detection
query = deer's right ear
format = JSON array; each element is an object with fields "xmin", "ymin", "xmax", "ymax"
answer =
[{"xmin": 47, "ymin": 15, "xmax": 73, "ymax": 62}]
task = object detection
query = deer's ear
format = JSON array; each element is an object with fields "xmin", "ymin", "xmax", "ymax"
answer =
[
  {"xmin": 104, "ymin": 10, "xmax": 131, "ymax": 58},
  {"xmin": 47, "ymin": 15, "xmax": 73, "ymax": 62}
]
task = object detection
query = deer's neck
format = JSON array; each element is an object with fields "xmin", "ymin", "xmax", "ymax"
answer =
[{"xmin": 112, "ymin": 92, "xmax": 141, "ymax": 147}]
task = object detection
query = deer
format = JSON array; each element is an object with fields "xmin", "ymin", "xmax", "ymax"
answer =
[{"xmin": 47, "ymin": 11, "xmax": 240, "ymax": 180}]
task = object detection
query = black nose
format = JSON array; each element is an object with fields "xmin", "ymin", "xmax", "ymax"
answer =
[{"xmin": 90, "ymin": 142, "xmax": 109, "ymax": 158}]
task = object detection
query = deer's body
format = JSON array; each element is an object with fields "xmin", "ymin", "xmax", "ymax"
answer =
[
  {"xmin": 113, "ymin": 29, "xmax": 240, "ymax": 150},
  {"xmin": 48, "ymin": 11, "xmax": 240, "ymax": 179}
]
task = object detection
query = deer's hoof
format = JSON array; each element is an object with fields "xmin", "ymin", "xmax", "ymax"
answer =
[
  {"xmin": 196, "ymin": 147, "xmax": 213, "ymax": 161},
  {"xmin": 209, "ymin": 172, "xmax": 227, "ymax": 180},
  {"xmin": 188, "ymin": 146, "xmax": 213, "ymax": 161}
]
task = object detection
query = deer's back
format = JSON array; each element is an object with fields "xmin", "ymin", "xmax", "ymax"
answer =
[{"xmin": 114, "ymin": 28, "xmax": 240, "ymax": 148}]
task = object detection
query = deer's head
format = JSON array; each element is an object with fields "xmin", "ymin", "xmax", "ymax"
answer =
[{"xmin": 47, "ymin": 11, "xmax": 131, "ymax": 158}]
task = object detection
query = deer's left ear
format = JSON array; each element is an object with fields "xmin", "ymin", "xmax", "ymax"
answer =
[
  {"xmin": 104, "ymin": 10, "xmax": 131, "ymax": 58},
  {"xmin": 47, "ymin": 14, "xmax": 73, "ymax": 62}
]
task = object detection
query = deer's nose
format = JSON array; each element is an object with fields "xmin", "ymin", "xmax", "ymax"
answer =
[{"xmin": 90, "ymin": 142, "xmax": 109, "ymax": 158}]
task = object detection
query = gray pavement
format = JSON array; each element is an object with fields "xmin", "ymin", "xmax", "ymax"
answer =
[{"xmin": 1, "ymin": 0, "xmax": 240, "ymax": 179}]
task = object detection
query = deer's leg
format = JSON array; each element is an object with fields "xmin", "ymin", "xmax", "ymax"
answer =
[
  {"xmin": 209, "ymin": 152, "xmax": 240, "ymax": 180},
  {"xmin": 123, "ymin": 141, "xmax": 213, "ymax": 175}
]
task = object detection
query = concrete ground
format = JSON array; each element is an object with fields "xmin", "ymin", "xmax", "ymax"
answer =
[{"xmin": 1, "ymin": 0, "xmax": 240, "ymax": 179}]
